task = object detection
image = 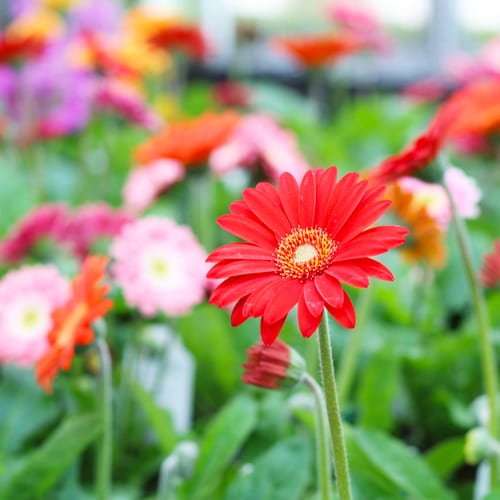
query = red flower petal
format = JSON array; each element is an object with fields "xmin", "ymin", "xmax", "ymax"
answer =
[
  {"xmin": 278, "ymin": 172, "xmax": 300, "ymax": 227},
  {"xmin": 263, "ymin": 279, "xmax": 302, "ymax": 324},
  {"xmin": 261, "ymin": 316, "xmax": 287, "ymax": 345},
  {"xmin": 298, "ymin": 292, "xmax": 323, "ymax": 337},
  {"xmin": 217, "ymin": 213, "xmax": 277, "ymax": 248},
  {"xmin": 314, "ymin": 273, "xmax": 344, "ymax": 309},
  {"xmin": 207, "ymin": 242, "xmax": 272, "ymax": 262},
  {"xmin": 302, "ymin": 279, "xmax": 324, "ymax": 316},
  {"xmin": 243, "ymin": 276, "xmax": 289, "ymax": 317},
  {"xmin": 207, "ymin": 259, "xmax": 276, "ymax": 279},
  {"xmin": 299, "ymin": 170, "xmax": 317, "ymax": 227},
  {"xmin": 326, "ymin": 263, "xmax": 369, "ymax": 288},
  {"xmin": 314, "ymin": 167, "xmax": 338, "ymax": 223},
  {"xmin": 231, "ymin": 296, "xmax": 249, "ymax": 326},
  {"xmin": 325, "ymin": 290, "xmax": 356, "ymax": 329},
  {"xmin": 355, "ymin": 257, "xmax": 394, "ymax": 281}
]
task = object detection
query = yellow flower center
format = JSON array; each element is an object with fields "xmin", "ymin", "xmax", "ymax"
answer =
[{"xmin": 275, "ymin": 227, "xmax": 337, "ymax": 280}]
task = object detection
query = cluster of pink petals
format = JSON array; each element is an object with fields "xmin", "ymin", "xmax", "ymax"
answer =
[
  {"xmin": 93, "ymin": 79, "xmax": 163, "ymax": 131},
  {"xmin": 0, "ymin": 204, "xmax": 68, "ymax": 264},
  {"xmin": 401, "ymin": 77, "xmax": 447, "ymax": 104},
  {"xmin": 122, "ymin": 159, "xmax": 184, "ymax": 213},
  {"xmin": 480, "ymin": 240, "xmax": 500, "ymax": 288},
  {"xmin": 62, "ymin": 202, "xmax": 134, "ymax": 258},
  {"xmin": 0, "ymin": 264, "xmax": 70, "ymax": 366},
  {"xmin": 398, "ymin": 166, "xmax": 481, "ymax": 228},
  {"xmin": 111, "ymin": 216, "xmax": 208, "ymax": 317},
  {"xmin": 209, "ymin": 114, "xmax": 310, "ymax": 183},
  {"xmin": 0, "ymin": 202, "xmax": 132, "ymax": 263},
  {"xmin": 327, "ymin": 1, "xmax": 392, "ymax": 53}
]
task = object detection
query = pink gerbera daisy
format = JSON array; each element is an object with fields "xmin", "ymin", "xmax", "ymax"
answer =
[
  {"xmin": 0, "ymin": 264, "xmax": 70, "ymax": 366},
  {"xmin": 111, "ymin": 216, "xmax": 208, "ymax": 316},
  {"xmin": 207, "ymin": 167, "xmax": 408, "ymax": 344}
]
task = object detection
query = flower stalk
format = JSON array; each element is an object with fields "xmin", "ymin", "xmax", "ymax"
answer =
[
  {"xmin": 303, "ymin": 372, "xmax": 333, "ymax": 500},
  {"xmin": 317, "ymin": 314, "xmax": 352, "ymax": 499},
  {"xmin": 96, "ymin": 335, "xmax": 113, "ymax": 500},
  {"xmin": 443, "ymin": 174, "xmax": 499, "ymax": 488}
]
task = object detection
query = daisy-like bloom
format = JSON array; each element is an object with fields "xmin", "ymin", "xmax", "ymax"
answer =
[
  {"xmin": 111, "ymin": 217, "xmax": 208, "ymax": 317},
  {"xmin": 61, "ymin": 203, "xmax": 133, "ymax": 259},
  {"xmin": 272, "ymin": 32, "xmax": 365, "ymax": 68},
  {"xmin": 209, "ymin": 113, "xmax": 310, "ymax": 183},
  {"xmin": 0, "ymin": 203, "xmax": 68, "ymax": 264},
  {"xmin": 134, "ymin": 111, "xmax": 241, "ymax": 167},
  {"xmin": 0, "ymin": 265, "xmax": 70, "ymax": 367},
  {"xmin": 35, "ymin": 255, "xmax": 113, "ymax": 393},
  {"xmin": 93, "ymin": 78, "xmax": 163, "ymax": 131},
  {"xmin": 385, "ymin": 179, "xmax": 446, "ymax": 268},
  {"xmin": 480, "ymin": 240, "xmax": 500, "ymax": 288},
  {"xmin": 207, "ymin": 167, "xmax": 408, "ymax": 344},
  {"xmin": 243, "ymin": 339, "xmax": 306, "ymax": 389},
  {"xmin": 123, "ymin": 159, "xmax": 185, "ymax": 214}
]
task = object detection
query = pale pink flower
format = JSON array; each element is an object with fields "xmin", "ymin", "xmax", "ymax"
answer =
[
  {"xmin": 209, "ymin": 114, "xmax": 310, "ymax": 183},
  {"xmin": 0, "ymin": 265, "xmax": 70, "ymax": 366},
  {"xmin": 111, "ymin": 217, "xmax": 208, "ymax": 316},
  {"xmin": 398, "ymin": 167, "xmax": 481, "ymax": 228},
  {"xmin": 93, "ymin": 79, "xmax": 163, "ymax": 131},
  {"xmin": 62, "ymin": 203, "xmax": 134, "ymax": 259},
  {"xmin": 0, "ymin": 204, "xmax": 68, "ymax": 264},
  {"xmin": 444, "ymin": 166, "xmax": 482, "ymax": 219},
  {"xmin": 123, "ymin": 159, "xmax": 185, "ymax": 214}
]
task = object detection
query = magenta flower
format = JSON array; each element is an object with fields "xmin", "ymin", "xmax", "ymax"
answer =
[
  {"xmin": 0, "ymin": 264, "xmax": 70, "ymax": 367},
  {"xmin": 0, "ymin": 204, "xmax": 68, "ymax": 264},
  {"xmin": 93, "ymin": 78, "xmax": 163, "ymax": 131},
  {"xmin": 209, "ymin": 114, "xmax": 310, "ymax": 183},
  {"xmin": 123, "ymin": 159, "xmax": 185, "ymax": 214},
  {"xmin": 111, "ymin": 217, "xmax": 208, "ymax": 317},
  {"xmin": 62, "ymin": 203, "xmax": 133, "ymax": 259}
]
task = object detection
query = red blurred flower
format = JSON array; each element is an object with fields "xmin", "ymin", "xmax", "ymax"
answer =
[
  {"xmin": 36, "ymin": 256, "xmax": 113, "ymax": 393},
  {"xmin": 272, "ymin": 32, "xmax": 364, "ymax": 68},
  {"xmin": 243, "ymin": 339, "xmax": 306, "ymax": 389},
  {"xmin": 213, "ymin": 81, "xmax": 251, "ymax": 108},
  {"xmin": 207, "ymin": 167, "xmax": 408, "ymax": 344},
  {"xmin": 480, "ymin": 240, "xmax": 500, "ymax": 289},
  {"xmin": 146, "ymin": 24, "xmax": 208, "ymax": 59},
  {"xmin": 0, "ymin": 32, "xmax": 44, "ymax": 63},
  {"xmin": 134, "ymin": 111, "xmax": 241, "ymax": 167}
]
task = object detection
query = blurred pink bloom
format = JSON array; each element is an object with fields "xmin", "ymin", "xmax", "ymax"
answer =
[
  {"xmin": 93, "ymin": 79, "xmax": 163, "ymax": 131},
  {"xmin": 446, "ymin": 51, "xmax": 497, "ymax": 84},
  {"xmin": 0, "ymin": 264, "xmax": 70, "ymax": 366},
  {"xmin": 123, "ymin": 159, "xmax": 184, "ymax": 214},
  {"xmin": 62, "ymin": 203, "xmax": 133, "ymax": 259},
  {"xmin": 111, "ymin": 217, "xmax": 208, "ymax": 317},
  {"xmin": 327, "ymin": 1, "xmax": 392, "ymax": 52},
  {"xmin": 444, "ymin": 166, "xmax": 482, "ymax": 219},
  {"xmin": 209, "ymin": 114, "xmax": 310, "ymax": 183},
  {"xmin": 480, "ymin": 240, "xmax": 500, "ymax": 288},
  {"xmin": 398, "ymin": 167, "xmax": 481, "ymax": 228},
  {"xmin": 402, "ymin": 77, "xmax": 447, "ymax": 103},
  {"xmin": 0, "ymin": 204, "xmax": 68, "ymax": 264}
]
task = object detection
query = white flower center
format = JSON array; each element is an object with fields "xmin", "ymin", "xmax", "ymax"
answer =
[
  {"xmin": 294, "ymin": 244, "xmax": 318, "ymax": 264},
  {"xmin": 6, "ymin": 298, "xmax": 51, "ymax": 341}
]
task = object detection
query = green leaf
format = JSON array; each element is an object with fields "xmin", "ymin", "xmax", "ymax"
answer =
[
  {"xmin": 129, "ymin": 378, "xmax": 178, "ymax": 454},
  {"xmin": 0, "ymin": 413, "xmax": 101, "ymax": 499},
  {"xmin": 186, "ymin": 395, "xmax": 257, "ymax": 500},
  {"xmin": 346, "ymin": 427, "xmax": 455, "ymax": 500},
  {"xmin": 224, "ymin": 436, "xmax": 312, "ymax": 500},
  {"xmin": 424, "ymin": 436, "xmax": 465, "ymax": 481},
  {"xmin": 357, "ymin": 347, "xmax": 400, "ymax": 431}
]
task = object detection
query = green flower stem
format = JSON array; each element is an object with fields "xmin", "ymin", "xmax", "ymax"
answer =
[
  {"xmin": 302, "ymin": 373, "xmax": 333, "ymax": 500},
  {"xmin": 96, "ymin": 337, "xmax": 113, "ymax": 500},
  {"xmin": 317, "ymin": 315, "xmax": 352, "ymax": 500},
  {"xmin": 444, "ymin": 182, "xmax": 499, "ymax": 488},
  {"xmin": 337, "ymin": 287, "xmax": 374, "ymax": 405}
]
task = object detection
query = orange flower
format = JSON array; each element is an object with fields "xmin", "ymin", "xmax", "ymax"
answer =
[
  {"xmin": 36, "ymin": 256, "xmax": 113, "ymax": 393},
  {"xmin": 272, "ymin": 32, "xmax": 364, "ymax": 67},
  {"xmin": 386, "ymin": 181, "xmax": 446, "ymax": 268},
  {"xmin": 134, "ymin": 111, "xmax": 241, "ymax": 166}
]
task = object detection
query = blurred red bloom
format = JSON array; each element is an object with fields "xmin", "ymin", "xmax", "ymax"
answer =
[
  {"xmin": 480, "ymin": 240, "xmax": 500, "ymax": 288},
  {"xmin": 146, "ymin": 24, "xmax": 208, "ymax": 59},
  {"xmin": 272, "ymin": 32, "xmax": 364, "ymax": 68},
  {"xmin": 213, "ymin": 80, "xmax": 251, "ymax": 108},
  {"xmin": 207, "ymin": 167, "xmax": 408, "ymax": 344},
  {"xmin": 134, "ymin": 111, "xmax": 241, "ymax": 167},
  {"xmin": 243, "ymin": 339, "xmax": 306, "ymax": 389},
  {"xmin": 0, "ymin": 32, "xmax": 44, "ymax": 63},
  {"xmin": 36, "ymin": 256, "xmax": 113, "ymax": 393}
]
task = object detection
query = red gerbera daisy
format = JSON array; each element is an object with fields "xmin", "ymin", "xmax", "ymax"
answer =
[{"xmin": 207, "ymin": 167, "xmax": 408, "ymax": 344}]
